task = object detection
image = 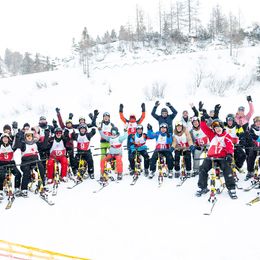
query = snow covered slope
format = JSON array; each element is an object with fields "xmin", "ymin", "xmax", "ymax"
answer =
[{"xmin": 0, "ymin": 46, "xmax": 260, "ymax": 260}]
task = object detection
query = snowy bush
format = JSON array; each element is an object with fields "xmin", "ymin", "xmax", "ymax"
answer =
[
  {"xmin": 257, "ymin": 57, "xmax": 260, "ymax": 81},
  {"xmin": 143, "ymin": 81, "xmax": 166, "ymax": 101},
  {"xmin": 35, "ymin": 81, "xmax": 47, "ymax": 89},
  {"xmin": 206, "ymin": 76, "xmax": 235, "ymax": 96}
]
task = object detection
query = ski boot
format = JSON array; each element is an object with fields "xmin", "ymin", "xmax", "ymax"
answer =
[
  {"xmin": 21, "ymin": 190, "xmax": 29, "ymax": 198},
  {"xmin": 0, "ymin": 191, "xmax": 4, "ymax": 200},
  {"xmin": 144, "ymin": 169, "xmax": 149, "ymax": 177},
  {"xmin": 228, "ymin": 189, "xmax": 238, "ymax": 199},
  {"xmin": 195, "ymin": 188, "xmax": 209, "ymax": 197},
  {"xmin": 245, "ymin": 172, "xmax": 254, "ymax": 181},
  {"xmin": 168, "ymin": 170, "xmax": 173, "ymax": 179},
  {"xmin": 174, "ymin": 171, "xmax": 180, "ymax": 178},
  {"xmin": 117, "ymin": 174, "xmax": 122, "ymax": 181},
  {"xmin": 148, "ymin": 171, "xmax": 155, "ymax": 179}
]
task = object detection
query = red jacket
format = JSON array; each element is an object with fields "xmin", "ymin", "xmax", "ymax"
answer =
[{"xmin": 201, "ymin": 121, "xmax": 234, "ymax": 158}]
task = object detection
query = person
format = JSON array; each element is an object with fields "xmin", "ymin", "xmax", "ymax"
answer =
[
  {"xmin": 0, "ymin": 133, "xmax": 22, "ymax": 199},
  {"xmin": 151, "ymin": 101, "xmax": 177, "ymax": 134},
  {"xmin": 119, "ymin": 103, "xmax": 146, "ymax": 135},
  {"xmin": 98, "ymin": 112, "xmax": 115, "ymax": 160},
  {"xmin": 98, "ymin": 126, "xmax": 128, "ymax": 181},
  {"xmin": 147, "ymin": 123, "xmax": 174, "ymax": 178},
  {"xmin": 119, "ymin": 103, "xmax": 146, "ymax": 167},
  {"xmin": 234, "ymin": 95, "xmax": 254, "ymax": 131},
  {"xmin": 55, "ymin": 108, "xmax": 76, "ymax": 174},
  {"xmin": 172, "ymin": 121, "xmax": 194, "ymax": 178},
  {"xmin": 245, "ymin": 116, "xmax": 260, "ymax": 180},
  {"xmin": 71, "ymin": 124, "xmax": 96, "ymax": 179},
  {"xmin": 196, "ymin": 118, "xmax": 237, "ymax": 199},
  {"xmin": 198, "ymin": 101, "xmax": 221, "ymax": 126},
  {"xmin": 189, "ymin": 117, "xmax": 209, "ymax": 176},
  {"xmin": 179, "ymin": 103, "xmax": 199, "ymax": 131},
  {"xmin": 46, "ymin": 127, "xmax": 69, "ymax": 183},
  {"xmin": 224, "ymin": 114, "xmax": 246, "ymax": 172},
  {"xmin": 128, "ymin": 124, "xmax": 150, "ymax": 176},
  {"xmin": 13, "ymin": 129, "xmax": 48, "ymax": 197}
]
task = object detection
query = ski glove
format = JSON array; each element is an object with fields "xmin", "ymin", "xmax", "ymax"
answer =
[
  {"xmin": 12, "ymin": 121, "xmax": 18, "ymax": 129},
  {"xmin": 69, "ymin": 113, "xmax": 73, "ymax": 119},
  {"xmin": 195, "ymin": 146, "xmax": 202, "ymax": 151},
  {"xmin": 119, "ymin": 104, "xmax": 124, "ymax": 113},
  {"xmin": 214, "ymin": 104, "xmax": 221, "ymax": 112},
  {"xmin": 94, "ymin": 110, "xmax": 99, "ymax": 116},
  {"xmin": 91, "ymin": 128, "xmax": 96, "ymax": 135},
  {"xmin": 147, "ymin": 123, "xmax": 152, "ymax": 130},
  {"xmin": 166, "ymin": 102, "xmax": 171, "ymax": 107},
  {"xmin": 199, "ymin": 101, "xmax": 204, "ymax": 111},
  {"xmin": 89, "ymin": 113, "xmax": 93, "ymax": 120},
  {"xmin": 225, "ymin": 154, "xmax": 233, "ymax": 164},
  {"xmin": 55, "ymin": 107, "xmax": 60, "ymax": 113},
  {"xmin": 200, "ymin": 115, "xmax": 206, "ymax": 122},
  {"xmin": 52, "ymin": 119, "xmax": 57, "ymax": 125},
  {"xmin": 247, "ymin": 95, "xmax": 252, "ymax": 102},
  {"xmin": 64, "ymin": 129, "xmax": 69, "ymax": 137},
  {"xmin": 155, "ymin": 101, "xmax": 160, "ymax": 107},
  {"xmin": 44, "ymin": 128, "xmax": 50, "ymax": 136},
  {"xmin": 141, "ymin": 103, "xmax": 145, "ymax": 112}
]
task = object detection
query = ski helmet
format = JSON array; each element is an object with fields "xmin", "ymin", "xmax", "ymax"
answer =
[
  {"xmin": 160, "ymin": 123, "xmax": 168, "ymax": 129},
  {"xmin": 3, "ymin": 124, "xmax": 11, "ymax": 132},
  {"xmin": 39, "ymin": 116, "xmax": 47, "ymax": 121},
  {"xmin": 211, "ymin": 119, "xmax": 224, "ymax": 129},
  {"xmin": 54, "ymin": 127, "xmax": 63, "ymax": 134},
  {"xmin": 111, "ymin": 127, "xmax": 119, "ymax": 136},
  {"xmin": 253, "ymin": 116, "xmax": 260, "ymax": 124},
  {"xmin": 78, "ymin": 124, "xmax": 88, "ymax": 130},
  {"xmin": 65, "ymin": 119, "xmax": 73, "ymax": 125},
  {"xmin": 226, "ymin": 114, "xmax": 235, "ymax": 123},
  {"xmin": 103, "ymin": 112, "xmax": 110, "ymax": 117},
  {"xmin": 136, "ymin": 124, "xmax": 143, "ymax": 130}
]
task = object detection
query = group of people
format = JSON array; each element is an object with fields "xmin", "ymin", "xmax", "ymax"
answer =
[{"xmin": 0, "ymin": 95, "xmax": 259, "ymax": 200}]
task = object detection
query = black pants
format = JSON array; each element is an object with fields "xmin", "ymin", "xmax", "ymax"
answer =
[
  {"xmin": 67, "ymin": 148, "xmax": 76, "ymax": 171},
  {"xmin": 174, "ymin": 150, "xmax": 191, "ymax": 171},
  {"xmin": 20, "ymin": 156, "xmax": 45, "ymax": 190},
  {"xmin": 150, "ymin": 150, "xmax": 174, "ymax": 171},
  {"xmin": 247, "ymin": 149, "xmax": 260, "ymax": 172},
  {"xmin": 0, "ymin": 161, "xmax": 22, "ymax": 190},
  {"xmin": 198, "ymin": 157, "xmax": 235, "ymax": 190},
  {"xmin": 234, "ymin": 146, "xmax": 246, "ymax": 169},
  {"xmin": 75, "ymin": 150, "xmax": 94, "ymax": 174},
  {"xmin": 129, "ymin": 150, "xmax": 150, "ymax": 170}
]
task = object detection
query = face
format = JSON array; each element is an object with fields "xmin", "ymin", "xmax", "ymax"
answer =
[
  {"xmin": 255, "ymin": 120, "xmax": 260, "ymax": 127},
  {"xmin": 137, "ymin": 128, "xmax": 143, "ymax": 134},
  {"xmin": 79, "ymin": 119, "xmax": 85, "ymax": 124},
  {"xmin": 25, "ymin": 134, "xmax": 33, "ymax": 141},
  {"xmin": 39, "ymin": 120, "xmax": 47, "ymax": 125},
  {"xmin": 209, "ymin": 111, "xmax": 214, "ymax": 117},
  {"xmin": 161, "ymin": 112, "xmax": 168, "ymax": 118},
  {"xmin": 183, "ymin": 111, "xmax": 188, "ymax": 118},
  {"xmin": 238, "ymin": 110, "xmax": 244, "ymax": 116},
  {"xmin": 227, "ymin": 119, "xmax": 233, "ymax": 127},
  {"xmin": 4, "ymin": 129, "xmax": 11, "ymax": 134},
  {"xmin": 160, "ymin": 127, "xmax": 167, "ymax": 133},
  {"xmin": 55, "ymin": 131, "xmax": 62, "ymax": 138},
  {"xmin": 193, "ymin": 120, "xmax": 199, "ymax": 128},
  {"xmin": 66, "ymin": 122, "xmax": 72, "ymax": 128},
  {"xmin": 103, "ymin": 115, "xmax": 110, "ymax": 122},
  {"xmin": 214, "ymin": 126, "xmax": 223, "ymax": 134},
  {"xmin": 176, "ymin": 125, "xmax": 182, "ymax": 132},
  {"xmin": 80, "ymin": 128, "xmax": 87, "ymax": 134},
  {"xmin": 2, "ymin": 137, "xmax": 9, "ymax": 144}
]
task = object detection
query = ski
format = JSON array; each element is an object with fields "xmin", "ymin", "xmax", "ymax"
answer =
[
  {"xmin": 5, "ymin": 196, "xmax": 15, "ymax": 210},
  {"xmin": 246, "ymin": 193, "xmax": 260, "ymax": 206},
  {"xmin": 243, "ymin": 181, "xmax": 260, "ymax": 192},
  {"xmin": 67, "ymin": 180, "xmax": 83, "ymax": 189},
  {"xmin": 204, "ymin": 198, "xmax": 217, "ymax": 215},
  {"xmin": 158, "ymin": 176, "xmax": 163, "ymax": 188},
  {"xmin": 93, "ymin": 182, "xmax": 109, "ymax": 193},
  {"xmin": 176, "ymin": 177, "xmax": 189, "ymax": 187},
  {"xmin": 130, "ymin": 175, "xmax": 139, "ymax": 185},
  {"xmin": 39, "ymin": 192, "xmax": 55, "ymax": 206}
]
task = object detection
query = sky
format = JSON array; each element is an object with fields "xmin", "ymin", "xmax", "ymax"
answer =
[{"xmin": 0, "ymin": 0, "xmax": 259, "ymax": 58}]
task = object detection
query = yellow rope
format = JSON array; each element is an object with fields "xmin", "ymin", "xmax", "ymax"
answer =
[{"xmin": 0, "ymin": 240, "xmax": 89, "ymax": 260}]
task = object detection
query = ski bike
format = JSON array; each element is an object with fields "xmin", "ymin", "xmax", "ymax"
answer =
[
  {"xmin": 130, "ymin": 150, "xmax": 143, "ymax": 185},
  {"xmin": 244, "ymin": 147, "xmax": 260, "ymax": 191},
  {"xmin": 1, "ymin": 166, "xmax": 15, "ymax": 209},
  {"xmin": 157, "ymin": 152, "xmax": 168, "ymax": 187}
]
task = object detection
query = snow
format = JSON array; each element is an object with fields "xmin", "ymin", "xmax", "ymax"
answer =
[{"xmin": 1, "ymin": 46, "xmax": 260, "ymax": 260}]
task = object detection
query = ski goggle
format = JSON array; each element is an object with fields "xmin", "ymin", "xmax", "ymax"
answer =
[
  {"xmin": 227, "ymin": 117, "xmax": 234, "ymax": 121},
  {"xmin": 136, "ymin": 125, "xmax": 143, "ymax": 130},
  {"xmin": 103, "ymin": 112, "xmax": 110, "ymax": 117},
  {"xmin": 211, "ymin": 121, "xmax": 222, "ymax": 128},
  {"xmin": 160, "ymin": 123, "xmax": 168, "ymax": 128},
  {"xmin": 55, "ymin": 131, "xmax": 62, "ymax": 135}
]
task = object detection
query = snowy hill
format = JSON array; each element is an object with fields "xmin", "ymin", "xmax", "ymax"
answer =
[{"xmin": 1, "ymin": 46, "xmax": 260, "ymax": 260}]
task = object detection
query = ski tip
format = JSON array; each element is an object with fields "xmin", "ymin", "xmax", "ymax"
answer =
[{"xmin": 203, "ymin": 213, "xmax": 211, "ymax": 215}]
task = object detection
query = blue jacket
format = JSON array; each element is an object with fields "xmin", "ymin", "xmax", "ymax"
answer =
[
  {"xmin": 147, "ymin": 129, "xmax": 173, "ymax": 151},
  {"xmin": 128, "ymin": 133, "xmax": 148, "ymax": 153},
  {"xmin": 151, "ymin": 105, "xmax": 178, "ymax": 134}
]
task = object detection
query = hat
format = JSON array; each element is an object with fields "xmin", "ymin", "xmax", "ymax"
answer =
[
  {"xmin": 238, "ymin": 106, "xmax": 245, "ymax": 111},
  {"xmin": 23, "ymin": 123, "xmax": 30, "ymax": 129},
  {"xmin": 39, "ymin": 116, "xmax": 47, "ymax": 121},
  {"xmin": 3, "ymin": 124, "xmax": 11, "ymax": 131}
]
